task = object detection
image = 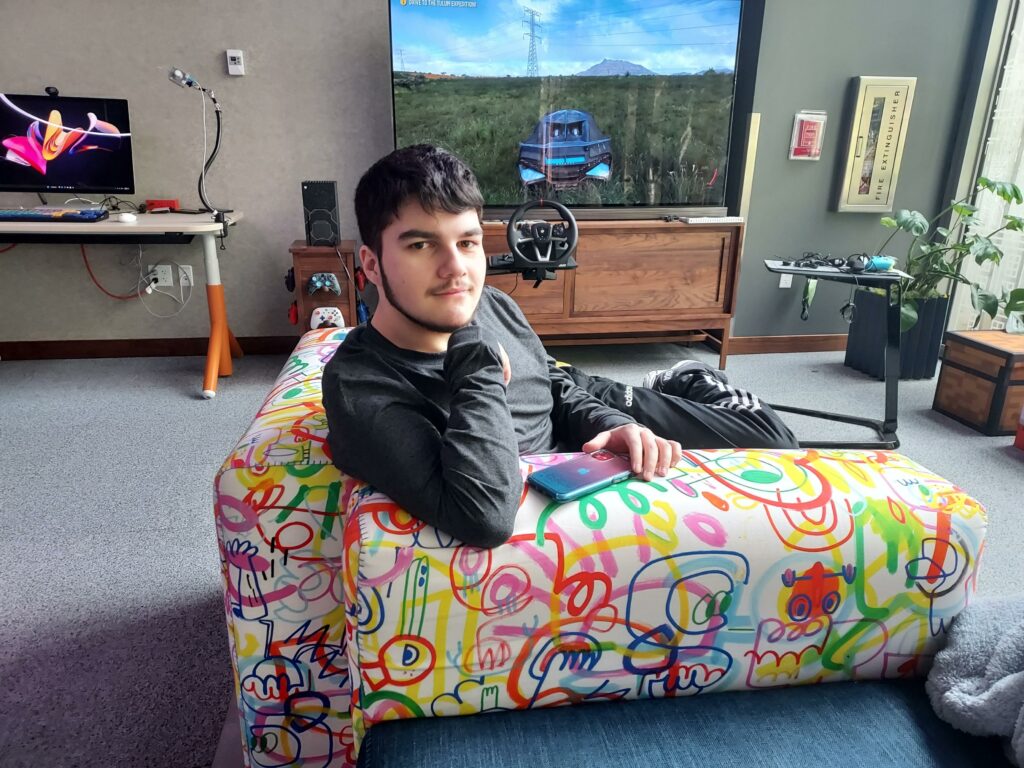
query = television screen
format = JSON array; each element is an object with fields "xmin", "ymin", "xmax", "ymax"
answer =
[
  {"xmin": 390, "ymin": 0, "xmax": 741, "ymax": 210},
  {"xmin": 0, "ymin": 93, "xmax": 134, "ymax": 194}
]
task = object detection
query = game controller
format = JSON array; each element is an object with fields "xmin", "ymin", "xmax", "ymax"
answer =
[
  {"xmin": 310, "ymin": 306, "xmax": 345, "ymax": 329},
  {"xmin": 307, "ymin": 272, "xmax": 342, "ymax": 295}
]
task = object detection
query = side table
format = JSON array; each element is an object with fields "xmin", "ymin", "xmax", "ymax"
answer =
[
  {"xmin": 763, "ymin": 259, "xmax": 906, "ymax": 449},
  {"xmin": 289, "ymin": 240, "xmax": 358, "ymax": 332}
]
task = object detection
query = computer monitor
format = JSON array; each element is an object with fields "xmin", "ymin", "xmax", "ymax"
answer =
[{"xmin": 0, "ymin": 92, "xmax": 134, "ymax": 195}]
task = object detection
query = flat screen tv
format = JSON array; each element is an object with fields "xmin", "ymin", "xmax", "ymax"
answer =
[
  {"xmin": 389, "ymin": 0, "xmax": 744, "ymax": 217},
  {"xmin": 0, "ymin": 93, "xmax": 134, "ymax": 195}
]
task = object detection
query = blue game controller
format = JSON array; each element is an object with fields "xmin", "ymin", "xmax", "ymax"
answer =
[{"xmin": 307, "ymin": 272, "xmax": 342, "ymax": 295}]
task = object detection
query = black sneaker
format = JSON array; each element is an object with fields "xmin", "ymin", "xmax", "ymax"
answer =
[{"xmin": 642, "ymin": 360, "xmax": 729, "ymax": 392}]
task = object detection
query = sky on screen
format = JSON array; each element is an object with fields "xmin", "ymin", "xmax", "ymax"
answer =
[{"xmin": 390, "ymin": 0, "xmax": 740, "ymax": 77}]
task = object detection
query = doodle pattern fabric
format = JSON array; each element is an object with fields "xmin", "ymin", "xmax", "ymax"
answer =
[{"xmin": 215, "ymin": 329, "xmax": 987, "ymax": 768}]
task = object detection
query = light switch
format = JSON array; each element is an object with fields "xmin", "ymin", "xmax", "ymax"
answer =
[{"xmin": 226, "ymin": 50, "xmax": 245, "ymax": 76}]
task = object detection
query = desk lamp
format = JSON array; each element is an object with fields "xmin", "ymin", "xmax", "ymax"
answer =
[{"xmin": 168, "ymin": 66, "xmax": 229, "ymax": 214}]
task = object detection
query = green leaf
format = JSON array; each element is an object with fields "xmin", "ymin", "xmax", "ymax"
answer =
[
  {"xmin": 936, "ymin": 226, "xmax": 951, "ymax": 239},
  {"xmin": 969, "ymin": 236, "xmax": 1002, "ymax": 265},
  {"xmin": 895, "ymin": 209, "xmax": 929, "ymax": 236},
  {"xmin": 1004, "ymin": 215, "xmax": 1024, "ymax": 232},
  {"xmin": 970, "ymin": 285, "xmax": 999, "ymax": 318},
  {"xmin": 900, "ymin": 300, "xmax": 919, "ymax": 333},
  {"xmin": 880, "ymin": 216, "xmax": 898, "ymax": 229},
  {"xmin": 1005, "ymin": 288, "xmax": 1024, "ymax": 314},
  {"xmin": 978, "ymin": 177, "xmax": 1024, "ymax": 204},
  {"xmin": 952, "ymin": 202, "xmax": 979, "ymax": 218}
]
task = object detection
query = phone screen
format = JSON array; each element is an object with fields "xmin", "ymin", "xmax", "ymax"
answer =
[{"xmin": 526, "ymin": 450, "xmax": 633, "ymax": 502}]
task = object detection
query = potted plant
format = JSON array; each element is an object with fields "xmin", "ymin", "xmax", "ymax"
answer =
[{"xmin": 844, "ymin": 177, "xmax": 1024, "ymax": 380}]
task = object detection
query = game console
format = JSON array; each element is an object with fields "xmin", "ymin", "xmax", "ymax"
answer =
[
  {"xmin": 310, "ymin": 306, "xmax": 345, "ymax": 329},
  {"xmin": 307, "ymin": 272, "xmax": 342, "ymax": 295}
]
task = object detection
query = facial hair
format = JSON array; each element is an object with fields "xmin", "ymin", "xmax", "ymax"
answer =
[{"xmin": 378, "ymin": 260, "xmax": 471, "ymax": 334}]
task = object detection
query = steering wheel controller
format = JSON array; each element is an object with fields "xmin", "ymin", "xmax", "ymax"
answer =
[{"xmin": 487, "ymin": 200, "xmax": 579, "ymax": 287}]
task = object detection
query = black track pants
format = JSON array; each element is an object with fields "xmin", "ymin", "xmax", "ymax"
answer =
[{"xmin": 564, "ymin": 366, "xmax": 798, "ymax": 449}]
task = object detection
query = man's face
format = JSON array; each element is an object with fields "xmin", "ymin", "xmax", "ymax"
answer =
[{"xmin": 362, "ymin": 201, "xmax": 486, "ymax": 350}]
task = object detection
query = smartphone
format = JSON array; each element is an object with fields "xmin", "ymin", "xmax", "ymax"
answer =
[{"xmin": 527, "ymin": 450, "xmax": 633, "ymax": 502}]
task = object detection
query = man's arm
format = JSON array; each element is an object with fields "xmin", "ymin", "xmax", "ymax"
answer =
[
  {"xmin": 547, "ymin": 360, "xmax": 635, "ymax": 446},
  {"xmin": 324, "ymin": 326, "xmax": 522, "ymax": 548},
  {"xmin": 549, "ymin": 361, "xmax": 681, "ymax": 481}
]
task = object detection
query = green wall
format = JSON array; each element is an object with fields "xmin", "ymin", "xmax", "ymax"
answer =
[{"xmin": 735, "ymin": 0, "xmax": 987, "ymax": 337}]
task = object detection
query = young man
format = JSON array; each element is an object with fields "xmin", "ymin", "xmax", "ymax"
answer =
[{"xmin": 323, "ymin": 145, "xmax": 796, "ymax": 548}]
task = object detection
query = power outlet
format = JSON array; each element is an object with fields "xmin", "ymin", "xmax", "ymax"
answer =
[
  {"xmin": 778, "ymin": 273, "xmax": 794, "ymax": 289},
  {"xmin": 148, "ymin": 264, "xmax": 174, "ymax": 287},
  {"xmin": 179, "ymin": 265, "xmax": 194, "ymax": 287}
]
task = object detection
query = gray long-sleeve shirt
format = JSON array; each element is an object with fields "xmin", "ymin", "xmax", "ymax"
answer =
[{"xmin": 322, "ymin": 286, "xmax": 634, "ymax": 547}]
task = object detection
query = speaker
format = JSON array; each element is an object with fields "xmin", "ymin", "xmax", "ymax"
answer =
[{"xmin": 302, "ymin": 180, "xmax": 340, "ymax": 246}]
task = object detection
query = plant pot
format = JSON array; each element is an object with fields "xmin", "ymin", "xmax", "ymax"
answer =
[{"xmin": 844, "ymin": 290, "xmax": 949, "ymax": 380}]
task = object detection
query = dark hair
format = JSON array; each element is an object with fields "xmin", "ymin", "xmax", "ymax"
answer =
[{"xmin": 354, "ymin": 144, "xmax": 484, "ymax": 258}]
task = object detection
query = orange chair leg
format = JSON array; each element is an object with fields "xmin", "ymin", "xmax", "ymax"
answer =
[
  {"xmin": 203, "ymin": 284, "xmax": 229, "ymax": 397},
  {"xmin": 228, "ymin": 328, "xmax": 243, "ymax": 359}
]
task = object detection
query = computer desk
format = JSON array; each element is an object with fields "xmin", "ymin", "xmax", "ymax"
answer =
[
  {"xmin": 0, "ymin": 212, "xmax": 243, "ymax": 399},
  {"xmin": 763, "ymin": 259, "xmax": 907, "ymax": 449}
]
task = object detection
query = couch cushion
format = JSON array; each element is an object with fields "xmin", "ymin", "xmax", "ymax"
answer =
[
  {"xmin": 343, "ymin": 448, "xmax": 988, "ymax": 744},
  {"xmin": 357, "ymin": 680, "xmax": 1010, "ymax": 768}
]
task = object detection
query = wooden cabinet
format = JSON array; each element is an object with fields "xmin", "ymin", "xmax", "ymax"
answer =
[
  {"xmin": 933, "ymin": 330, "xmax": 1024, "ymax": 435},
  {"xmin": 483, "ymin": 220, "xmax": 742, "ymax": 368},
  {"xmin": 289, "ymin": 240, "xmax": 358, "ymax": 331}
]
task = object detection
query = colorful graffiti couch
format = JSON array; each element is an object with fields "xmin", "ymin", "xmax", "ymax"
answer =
[{"xmin": 214, "ymin": 328, "xmax": 987, "ymax": 768}]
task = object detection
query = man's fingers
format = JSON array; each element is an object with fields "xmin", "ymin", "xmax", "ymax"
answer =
[
  {"xmin": 639, "ymin": 428, "xmax": 658, "ymax": 481},
  {"xmin": 670, "ymin": 440, "xmax": 683, "ymax": 468},
  {"xmin": 655, "ymin": 438, "xmax": 672, "ymax": 476},
  {"xmin": 622, "ymin": 428, "xmax": 644, "ymax": 475},
  {"xmin": 582, "ymin": 431, "xmax": 610, "ymax": 453}
]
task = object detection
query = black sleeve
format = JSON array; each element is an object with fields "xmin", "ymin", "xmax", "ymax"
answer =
[
  {"xmin": 547, "ymin": 359, "xmax": 635, "ymax": 447},
  {"xmin": 324, "ymin": 326, "xmax": 522, "ymax": 548}
]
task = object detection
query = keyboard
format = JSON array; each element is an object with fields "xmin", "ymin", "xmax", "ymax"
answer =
[{"xmin": 0, "ymin": 207, "xmax": 109, "ymax": 222}]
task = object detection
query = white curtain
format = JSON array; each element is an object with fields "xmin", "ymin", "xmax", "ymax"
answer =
[{"xmin": 949, "ymin": 6, "xmax": 1024, "ymax": 330}]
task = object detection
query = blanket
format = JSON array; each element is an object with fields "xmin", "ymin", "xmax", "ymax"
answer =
[{"xmin": 926, "ymin": 593, "xmax": 1024, "ymax": 766}]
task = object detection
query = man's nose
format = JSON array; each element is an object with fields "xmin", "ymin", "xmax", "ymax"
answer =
[{"xmin": 437, "ymin": 243, "xmax": 468, "ymax": 277}]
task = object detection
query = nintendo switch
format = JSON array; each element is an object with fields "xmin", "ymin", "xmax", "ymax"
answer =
[{"xmin": 526, "ymin": 450, "xmax": 633, "ymax": 502}]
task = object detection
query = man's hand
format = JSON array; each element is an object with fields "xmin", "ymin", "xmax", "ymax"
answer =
[{"xmin": 582, "ymin": 424, "xmax": 682, "ymax": 481}]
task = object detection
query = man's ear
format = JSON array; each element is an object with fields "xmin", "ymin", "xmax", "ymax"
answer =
[{"xmin": 359, "ymin": 244, "xmax": 382, "ymax": 287}]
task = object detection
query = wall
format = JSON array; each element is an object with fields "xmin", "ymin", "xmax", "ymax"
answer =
[
  {"xmin": 0, "ymin": 0, "xmax": 990, "ymax": 344},
  {"xmin": 0, "ymin": 0, "xmax": 393, "ymax": 342},
  {"xmin": 734, "ymin": 0, "xmax": 985, "ymax": 337}
]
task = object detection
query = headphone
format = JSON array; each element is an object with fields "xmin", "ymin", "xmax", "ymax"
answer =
[{"xmin": 846, "ymin": 253, "xmax": 870, "ymax": 273}]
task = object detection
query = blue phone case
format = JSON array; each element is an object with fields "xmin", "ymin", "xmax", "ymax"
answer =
[{"xmin": 526, "ymin": 450, "xmax": 633, "ymax": 502}]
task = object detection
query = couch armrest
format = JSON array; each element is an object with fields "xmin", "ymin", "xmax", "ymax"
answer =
[
  {"xmin": 343, "ymin": 449, "xmax": 986, "ymax": 741},
  {"xmin": 214, "ymin": 328, "xmax": 358, "ymax": 768}
]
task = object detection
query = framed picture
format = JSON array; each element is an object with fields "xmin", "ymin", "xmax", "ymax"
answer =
[
  {"xmin": 835, "ymin": 76, "xmax": 917, "ymax": 212},
  {"xmin": 789, "ymin": 111, "xmax": 827, "ymax": 160}
]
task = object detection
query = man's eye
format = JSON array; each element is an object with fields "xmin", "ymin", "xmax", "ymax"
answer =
[
  {"xmin": 409, "ymin": 241, "xmax": 430, "ymax": 251},
  {"xmin": 459, "ymin": 240, "xmax": 481, "ymax": 249}
]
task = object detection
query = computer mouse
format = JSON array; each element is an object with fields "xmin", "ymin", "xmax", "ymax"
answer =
[{"xmin": 117, "ymin": 212, "xmax": 137, "ymax": 223}]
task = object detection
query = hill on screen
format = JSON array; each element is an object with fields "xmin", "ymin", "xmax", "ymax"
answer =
[{"xmin": 575, "ymin": 59, "xmax": 658, "ymax": 77}]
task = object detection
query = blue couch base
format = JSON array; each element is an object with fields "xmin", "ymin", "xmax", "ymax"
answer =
[{"xmin": 358, "ymin": 681, "xmax": 1009, "ymax": 768}]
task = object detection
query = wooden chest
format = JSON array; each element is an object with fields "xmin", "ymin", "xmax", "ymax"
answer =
[{"xmin": 933, "ymin": 330, "xmax": 1024, "ymax": 435}]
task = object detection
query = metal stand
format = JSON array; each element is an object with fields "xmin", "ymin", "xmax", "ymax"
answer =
[{"xmin": 763, "ymin": 261, "xmax": 904, "ymax": 449}]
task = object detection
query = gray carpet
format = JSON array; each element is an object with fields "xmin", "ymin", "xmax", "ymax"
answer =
[{"xmin": 0, "ymin": 344, "xmax": 1019, "ymax": 767}]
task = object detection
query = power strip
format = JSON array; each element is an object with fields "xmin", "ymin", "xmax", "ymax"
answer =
[{"xmin": 680, "ymin": 216, "xmax": 745, "ymax": 224}]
